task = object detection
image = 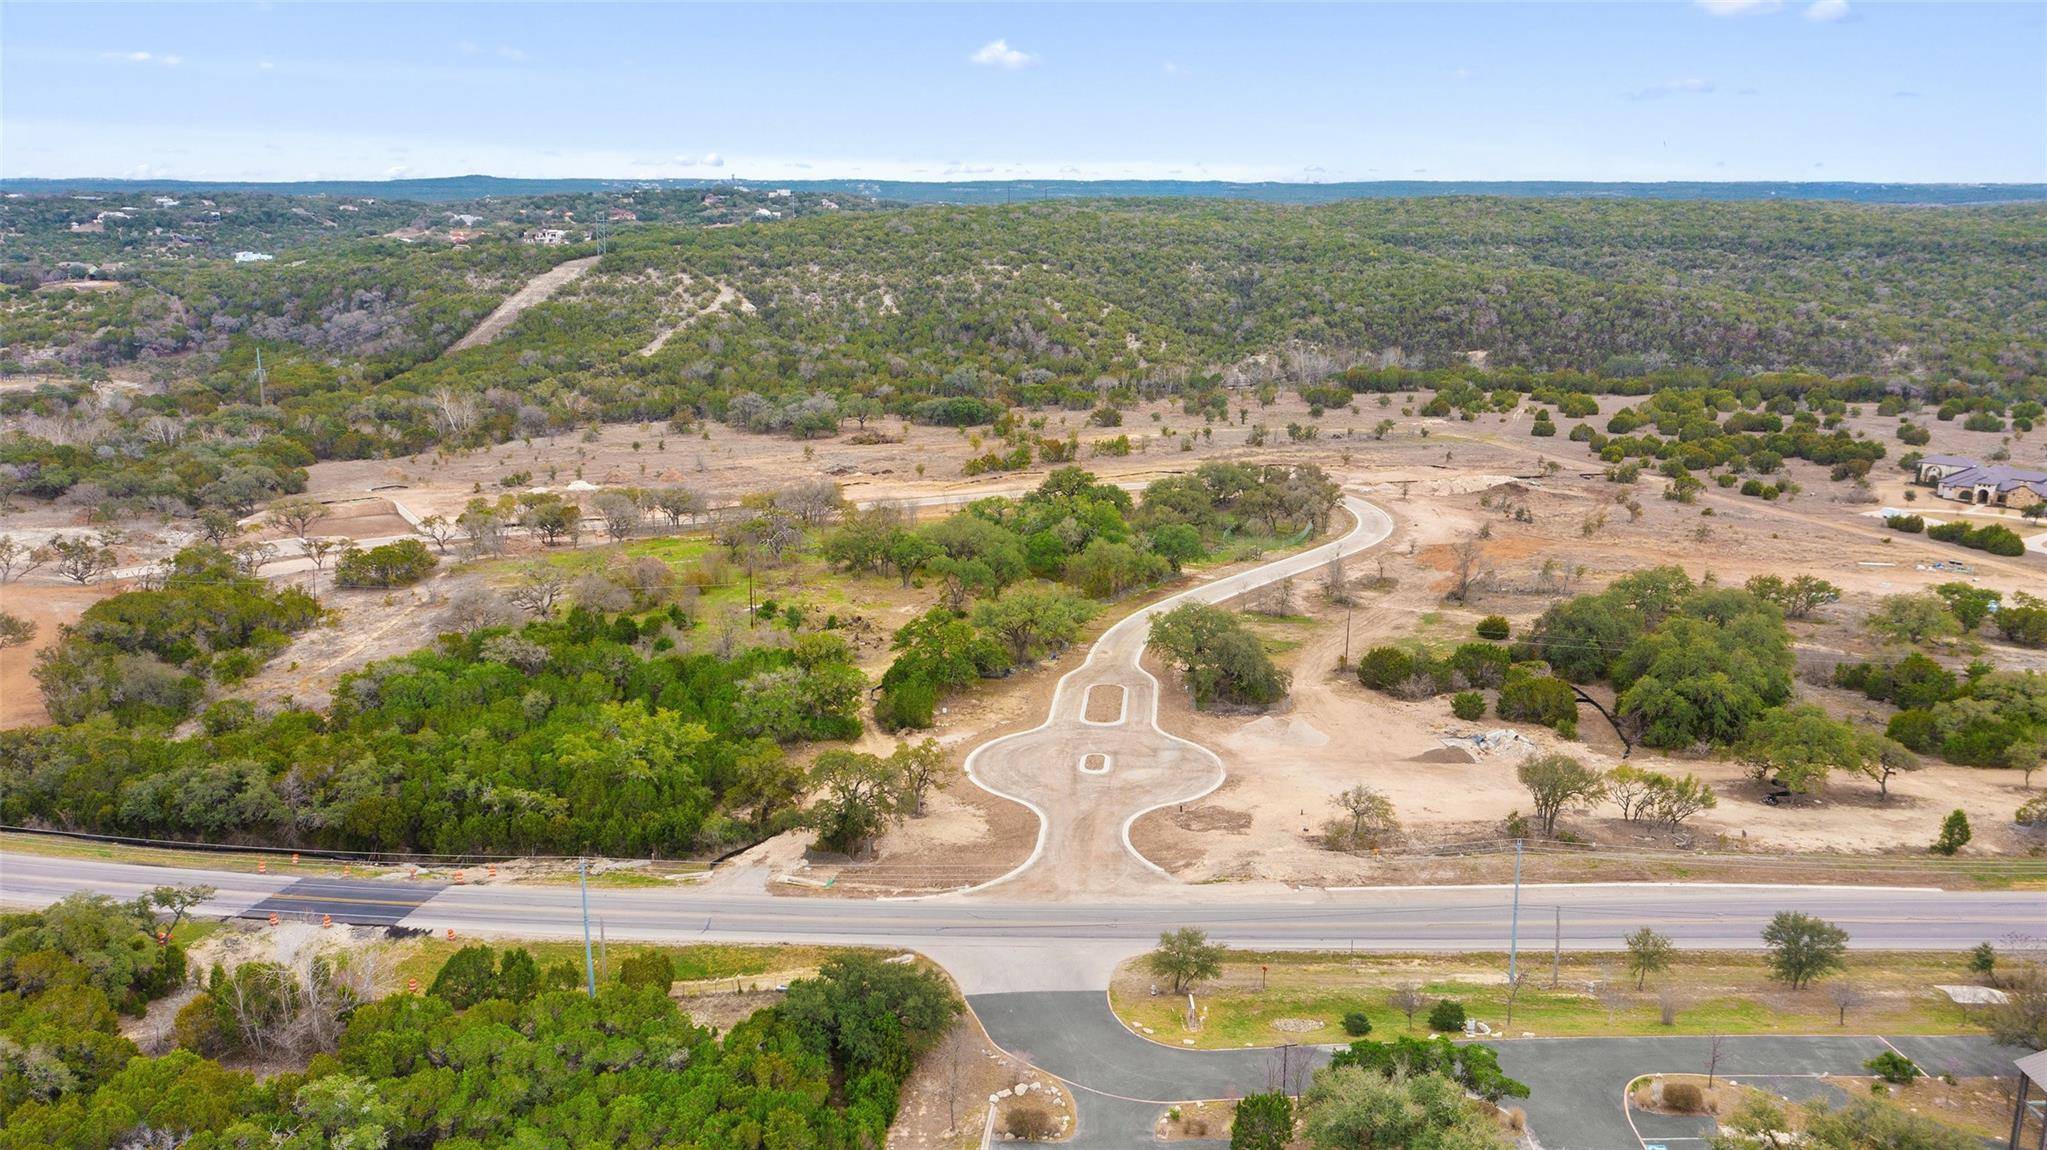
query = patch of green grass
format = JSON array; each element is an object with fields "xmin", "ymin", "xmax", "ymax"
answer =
[{"xmin": 1113, "ymin": 951, "xmax": 1984, "ymax": 1049}]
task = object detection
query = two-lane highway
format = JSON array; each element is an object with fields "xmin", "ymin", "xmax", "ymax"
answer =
[{"xmin": 5, "ymin": 853, "xmax": 2039, "ymax": 992}]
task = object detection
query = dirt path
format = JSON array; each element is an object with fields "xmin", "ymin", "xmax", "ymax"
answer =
[
  {"xmin": 448, "ymin": 256, "xmax": 601, "ymax": 352},
  {"xmin": 639, "ymin": 279, "xmax": 755, "ymax": 356}
]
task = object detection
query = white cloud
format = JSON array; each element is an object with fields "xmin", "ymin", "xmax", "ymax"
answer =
[
  {"xmin": 1162, "ymin": 61, "xmax": 1180, "ymax": 75},
  {"xmin": 258, "ymin": 60, "xmax": 275, "ymax": 71},
  {"xmin": 1695, "ymin": 0, "xmax": 1782, "ymax": 14},
  {"xmin": 969, "ymin": 39, "xmax": 1036, "ymax": 70},
  {"xmin": 386, "ymin": 165, "xmax": 411, "ymax": 178},
  {"xmin": 102, "ymin": 50, "xmax": 180, "ymax": 66},
  {"xmin": 1629, "ymin": 77, "xmax": 1717, "ymax": 100},
  {"xmin": 1451, "ymin": 67, "xmax": 1473, "ymax": 80},
  {"xmin": 1804, "ymin": 0, "xmax": 1850, "ymax": 21},
  {"xmin": 496, "ymin": 45, "xmax": 528, "ymax": 61}
]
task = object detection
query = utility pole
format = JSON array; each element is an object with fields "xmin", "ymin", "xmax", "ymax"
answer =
[
  {"xmin": 1506, "ymin": 839, "xmax": 1523, "ymax": 984},
  {"xmin": 579, "ymin": 859, "xmax": 597, "ymax": 997},
  {"xmin": 253, "ymin": 348, "xmax": 267, "ymax": 407},
  {"xmin": 1343, "ymin": 603, "xmax": 1353, "ymax": 665}
]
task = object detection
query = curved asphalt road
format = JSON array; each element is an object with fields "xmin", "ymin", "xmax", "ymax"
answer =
[{"xmin": 963, "ymin": 493, "xmax": 1395, "ymax": 895}]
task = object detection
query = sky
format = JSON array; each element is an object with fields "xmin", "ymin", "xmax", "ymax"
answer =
[{"xmin": 4, "ymin": 1, "xmax": 2043, "ymax": 185}]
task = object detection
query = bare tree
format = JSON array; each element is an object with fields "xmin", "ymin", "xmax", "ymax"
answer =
[
  {"xmin": 1320, "ymin": 556, "xmax": 1353, "ymax": 606},
  {"xmin": 507, "ymin": 563, "xmax": 570, "ymax": 616},
  {"xmin": 1657, "ymin": 985, "xmax": 1683, "ymax": 1027},
  {"xmin": 0, "ymin": 536, "xmax": 51, "ymax": 583},
  {"xmin": 1829, "ymin": 981, "xmax": 1866, "ymax": 1027},
  {"xmin": 775, "ymin": 479, "xmax": 846, "ymax": 527},
  {"xmin": 651, "ymin": 485, "xmax": 707, "ymax": 529},
  {"xmin": 1448, "ymin": 536, "xmax": 1488, "ymax": 603},
  {"xmin": 428, "ymin": 386, "xmax": 479, "ymax": 437},
  {"xmin": 304, "ymin": 538, "xmax": 340, "ymax": 591},
  {"xmin": 49, "ymin": 534, "xmax": 119, "ymax": 584},
  {"xmin": 442, "ymin": 586, "xmax": 520, "ymax": 631},
  {"xmin": 231, "ymin": 540, "xmax": 278, "ymax": 576},
  {"xmin": 1388, "ymin": 983, "xmax": 1425, "ymax": 1030},
  {"xmin": 1592, "ymin": 977, "xmax": 1630, "ymax": 1023},
  {"xmin": 937, "ymin": 1022, "xmax": 976, "ymax": 1133},
  {"xmin": 268, "ymin": 497, "xmax": 326, "ymax": 543},
  {"xmin": 592, "ymin": 491, "xmax": 644, "ymax": 543},
  {"xmin": 418, "ymin": 514, "xmax": 460, "ymax": 554},
  {"xmin": 1705, "ymin": 1034, "xmax": 1727, "ymax": 1087},
  {"xmin": 1255, "ymin": 577, "xmax": 1297, "ymax": 617}
]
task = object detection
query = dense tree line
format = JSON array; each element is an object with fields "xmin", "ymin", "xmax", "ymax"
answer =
[
  {"xmin": 3, "ymin": 608, "xmax": 867, "ymax": 856},
  {"xmin": 2, "ymin": 896, "xmax": 957, "ymax": 1150}
]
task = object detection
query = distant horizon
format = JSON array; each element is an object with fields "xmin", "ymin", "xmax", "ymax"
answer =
[
  {"xmin": 6, "ymin": 3, "xmax": 2042, "ymax": 185},
  {"xmin": 11, "ymin": 173, "xmax": 2046, "ymax": 188}
]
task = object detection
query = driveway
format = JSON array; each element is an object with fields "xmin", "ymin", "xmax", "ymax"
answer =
[{"xmin": 961, "ymin": 494, "xmax": 1395, "ymax": 897}]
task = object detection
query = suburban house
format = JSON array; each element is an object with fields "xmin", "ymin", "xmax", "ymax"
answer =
[{"xmin": 1917, "ymin": 455, "xmax": 2047, "ymax": 508}]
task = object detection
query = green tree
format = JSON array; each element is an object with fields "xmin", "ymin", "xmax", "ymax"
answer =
[
  {"xmin": 1301, "ymin": 1066, "xmax": 1507, "ymax": 1150},
  {"xmin": 781, "ymin": 953, "xmax": 960, "ymax": 1079},
  {"xmin": 808, "ymin": 749, "xmax": 901, "ymax": 856},
  {"xmin": 1762, "ymin": 911, "xmax": 1849, "ymax": 990},
  {"xmin": 1738, "ymin": 705, "xmax": 1882, "ymax": 796},
  {"xmin": 1147, "ymin": 602, "xmax": 1290, "ymax": 710},
  {"xmin": 971, "ymin": 586, "xmax": 1097, "ymax": 665},
  {"xmin": 1516, "ymin": 753, "xmax": 1606, "ymax": 837},
  {"xmin": 1231, "ymin": 1091, "xmax": 1294, "ymax": 1150},
  {"xmin": 1867, "ymin": 592, "xmax": 1963, "ymax": 646},
  {"xmin": 1145, "ymin": 928, "xmax": 1225, "ymax": 993},
  {"xmin": 1624, "ymin": 927, "xmax": 1675, "ymax": 990},
  {"xmin": 427, "ymin": 944, "xmax": 499, "ymax": 1008}
]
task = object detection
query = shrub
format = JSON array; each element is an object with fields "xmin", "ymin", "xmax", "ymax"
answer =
[
  {"xmin": 1932, "ymin": 810, "xmax": 1971, "ymax": 856},
  {"xmin": 1427, "ymin": 999, "xmax": 1466, "ymax": 1033},
  {"xmin": 172, "ymin": 992, "xmax": 229, "ymax": 1056},
  {"xmin": 334, "ymin": 538, "xmax": 437, "ymax": 588},
  {"xmin": 1231, "ymin": 1091, "xmax": 1294, "ymax": 1150},
  {"xmin": 618, "ymin": 950, "xmax": 676, "ymax": 991},
  {"xmin": 1006, "ymin": 1106, "xmax": 1056, "ymax": 1140},
  {"xmin": 1476, "ymin": 615, "xmax": 1510, "ymax": 640},
  {"xmin": 1884, "ymin": 513, "xmax": 1924, "ymax": 534},
  {"xmin": 1342, "ymin": 1011, "xmax": 1374, "ymax": 1037},
  {"xmin": 1496, "ymin": 672, "xmax": 1578, "ymax": 727},
  {"xmin": 1451, "ymin": 691, "xmax": 1487, "ymax": 721},
  {"xmin": 1864, "ymin": 1051, "xmax": 1921, "ymax": 1085},
  {"xmin": 1356, "ymin": 646, "xmax": 1416, "ymax": 692},
  {"xmin": 1662, "ymin": 1082, "xmax": 1705, "ymax": 1113},
  {"xmin": 874, "ymin": 676, "xmax": 937, "ymax": 730},
  {"xmin": 2018, "ymin": 793, "xmax": 2047, "ymax": 828}
]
